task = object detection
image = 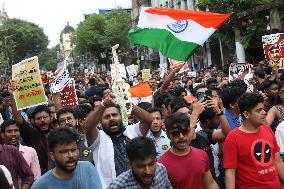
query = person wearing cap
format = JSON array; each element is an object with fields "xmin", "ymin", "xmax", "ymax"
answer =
[{"xmin": 268, "ymin": 45, "xmax": 281, "ymax": 67}]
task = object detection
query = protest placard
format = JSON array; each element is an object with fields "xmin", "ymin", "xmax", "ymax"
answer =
[
  {"xmin": 126, "ymin": 64, "xmax": 137, "ymax": 80},
  {"xmin": 262, "ymin": 33, "xmax": 284, "ymax": 69},
  {"xmin": 142, "ymin": 69, "xmax": 151, "ymax": 82},
  {"xmin": 12, "ymin": 56, "xmax": 47, "ymax": 110},
  {"xmin": 60, "ymin": 79, "xmax": 78, "ymax": 108},
  {"xmin": 50, "ymin": 59, "xmax": 71, "ymax": 93},
  {"xmin": 168, "ymin": 58, "xmax": 189, "ymax": 73},
  {"xmin": 110, "ymin": 63, "xmax": 127, "ymax": 81},
  {"xmin": 229, "ymin": 63, "xmax": 254, "ymax": 92}
]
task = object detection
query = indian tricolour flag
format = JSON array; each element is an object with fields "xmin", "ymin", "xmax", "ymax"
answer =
[
  {"xmin": 128, "ymin": 7, "xmax": 231, "ymax": 61},
  {"xmin": 128, "ymin": 82, "xmax": 152, "ymax": 105}
]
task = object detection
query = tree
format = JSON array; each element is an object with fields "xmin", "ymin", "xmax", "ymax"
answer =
[
  {"xmin": 0, "ymin": 18, "xmax": 49, "ymax": 65},
  {"xmin": 38, "ymin": 44, "xmax": 60, "ymax": 71},
  {"xmin": 197, "ymin": 0, "xmax": 273, "ymax": 63},
  {"xmin": 72, "ymin": 9, "xmax": 131, "ymax": 62}
]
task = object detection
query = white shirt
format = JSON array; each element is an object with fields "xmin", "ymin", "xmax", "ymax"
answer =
[
  {"xmin": 147, "ymin": 130, "xmax": 171, "ymax": 159},
  {"xmin": 276, "ymin": 121, "xmax": 284, "ymax": 153},
  {"xmin": 85, "ymin": 123, "xmax": 142, "ymax": 189}
]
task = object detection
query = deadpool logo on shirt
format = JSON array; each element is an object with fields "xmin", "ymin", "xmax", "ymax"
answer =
[{"xmin": 251, "ymin": 139, "xmax": 273, "ymax": 166}]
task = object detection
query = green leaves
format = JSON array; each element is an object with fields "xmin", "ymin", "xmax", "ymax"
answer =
[
  {"xmin": 0, "ymin": 18, "xmax": 48, "ymax": 65},
  {"xmin": 72, "ymin": 9, "xmax": 131, "ymax": 60}
]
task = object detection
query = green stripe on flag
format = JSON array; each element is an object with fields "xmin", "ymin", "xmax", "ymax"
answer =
[{"xmin": 128, "ymin": 28, "xmax": 201, "ymax": 61}]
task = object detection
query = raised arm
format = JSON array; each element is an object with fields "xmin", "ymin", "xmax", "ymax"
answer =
[
  {"xmin": 133, "ymin": 105, "xmax": 153, "ymax": 136},
  {"xmin": 85, "ymin": 93, "xmax": 115, "ymax": 145},
  {"xmin": 9, "ymin": 81, "xmax": 24, "ymax": 124},
  {"xmin": 160, "ymin": 63, "xmax": 183, "ymax": 94},
  {"xmin": 266, "ymin": 106, "xmax": 278, "ymax": 126}
]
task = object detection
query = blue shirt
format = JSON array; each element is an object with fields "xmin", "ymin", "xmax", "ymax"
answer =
[
  {"xmin": 147, "ymin": 130, "xmax": 171, "ymax": 159},
  {"xmin": 31, "ymin": 161, "xmax": 102, "ymax": 189},
  {"xmin": 224, "ymin": 108, "xmax": 243, "ymax": 129},
  {"xmin": 108, "ymin": 163, "xmax": 172, "ymax": 189}
]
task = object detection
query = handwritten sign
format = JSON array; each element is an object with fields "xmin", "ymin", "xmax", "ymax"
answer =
[
  {"xmin": 262, "ymin": 33, "xmax": 284, "ymax": 69},
  {"xmin": 50, "ymin": 59, "xmax": 70, "ymax": 93},
  {"xmin": 12, "ymin": 56, "xmax": 47, "ymax": 110},
  {"xmin": 229, "ymin": 63, "xmax": 254, "ymax": 92},
  {"xmin": 142, "ymin": 69, "xmax": 151, "ymax": 82},
  {"xmin": 60, "ymin": 79, "xmax": 78, "ymax": 108}
]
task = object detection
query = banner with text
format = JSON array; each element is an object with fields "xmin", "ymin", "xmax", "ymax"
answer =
[
  {"xmin": 142, "ymin": 69, "xmax": 151, "ymax": 82},
  {"xmin": 12, "ymin": 56, "xmax": 47, "ymax": 110},
  {"xmin": 51, "ymin": 59, "xmax": 70, "ymax": 93},
  {"xmin": 262, "ymin": 33, "xmax": 284, "ymax": 69},
  {"xmin": 60, "ymin": 79, "xmax": 78, "ymax": 108}
]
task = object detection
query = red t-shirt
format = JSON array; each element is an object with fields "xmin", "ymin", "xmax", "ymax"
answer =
[
  {"xmin": 159, "ymin": 147, "xmax": 209, "ymax": 189},
  {"xmin": 223, "ymin": 125, "xmax": 281, "ymax": 189}
]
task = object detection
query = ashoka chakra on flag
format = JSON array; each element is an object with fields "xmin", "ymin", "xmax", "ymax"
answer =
[{"xmin": 128, "ymin": 7, "xmax": 231, "ymax": 61}]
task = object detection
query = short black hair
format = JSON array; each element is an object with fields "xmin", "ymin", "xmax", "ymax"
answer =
[
  {"xmin": 170, "ymin": 97, "xmax": 186, "ymax": 110},
  {"xmin": 164, "ymin": 112, "xmax": 190, "ymax": 131},
  {"xmin": 47, "ymin": 127, "xmax": 79, "ymax": 150},
  {"xmin": 0, "ymin": 119, "xmax": 18, "ymax": 133},
  {"xmin": 260, "ymin": 80, "xmax": 279, "ymax": 91},
  {"xmin": 126, "ymin": 136, "xmax": 157, "ymax": 161},
  {"xmin": 57, "ymin": 107, "xmax": 75, "ymax": 119},
  {"xmin": 171, "ymin": 102, "xmax": 190, "ymax": 113},
  {"xmin": 220, "ymin": 86, "xmax": 246, "ymax": 109},
  {"xmin": 147, "ymin": 107, "xmax": 162, "ymax": 118},
  {"xmin": 88, "ymin": 78, "xmax": 96, "ymax": 86},
  {"xmin": 137, "ymin": 102, "xmax": 152, "ymax": 111},
  {"xmin": 199, "ymin": 108, "xmax": 216, "ymax": 124},
  {"xmin": 74, "ymin": 104, "xmax": 93, "ymax": 120},
  {"xmin": 32, "ymin": 105, "xmax": 51, "ymax": 119},
  {"xmin": 254, "ymin": 68, "xmax": 265, "ymax": 79},
  {"xmin": 229, "ymin": 79, "xmax": 248, "ymax": 91},
  {"xmin": 206, "ymin": 77, "xmax": 217, "ymax": 88},
  {"xmin": 237, "ymin": 92, "xmax": 264, "ymax": 119},
  {"xmin": 154, "ymin": 93, "xmax": 172, "ymax": 109}
]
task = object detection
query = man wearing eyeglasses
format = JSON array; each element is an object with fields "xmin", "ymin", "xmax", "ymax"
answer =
[
  {"xmin": 31, "ymin": 127, "xmax": 102, "ymax": 189},
  {"xmin": 159, "ymin": 112, "xmax": 218, "ymax": 189}
]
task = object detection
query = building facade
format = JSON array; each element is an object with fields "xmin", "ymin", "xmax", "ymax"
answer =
[{"xmin": 60, "ymin": 22, "xmax": 74, "ymax": 61}]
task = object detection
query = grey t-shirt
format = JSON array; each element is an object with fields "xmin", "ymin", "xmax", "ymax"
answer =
[{"xmin": 31, "ymin": 161, "xmax": 102, "ymax": 189}]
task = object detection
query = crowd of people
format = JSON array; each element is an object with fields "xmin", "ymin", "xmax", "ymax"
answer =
[{"xmin": 0, "ymin": 61, "xmax": 284, "ymax": 189}]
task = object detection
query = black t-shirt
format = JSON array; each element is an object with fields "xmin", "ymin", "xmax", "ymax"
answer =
[
  {"xmin": 19, "ymin": 122, "xmax": 48, "ymax": 174},
  {"xmin": 110, "ymin": 135, "xmax": 129, "ymax": 177},
  {"xmin": 191, "ymin": 129, "xmax": 217, "ymax": 180}
]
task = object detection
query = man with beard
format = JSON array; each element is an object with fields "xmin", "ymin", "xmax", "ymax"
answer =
[
  {"xmin": 146, "ymin": 107, "xmax": 171, "ymax": 159},
  {"xmin": 260, "ymin": 80, "xmax": 279, "ymax": 112},
  {"xmin": 85, "ymin": 93, "xmax": 153, "ymax": 188},
  {"xmin": 108, "ymin": 137, "xmax": 172, "ymax": 189},
  {"xmin": 1, "ymin": 119, "xmax": 41, "ymax": 181},
  {"xmin": 51, "ymin": 107, "xmax": 94, "ymax": 166},
  {"xmin": 159, "ymin": 112, "xmax": 218, "ymax": 189},
  {"xmin": 31, "ymin": 127, "xmax": 102, "ymax": 189}
]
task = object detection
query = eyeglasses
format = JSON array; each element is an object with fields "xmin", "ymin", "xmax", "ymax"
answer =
[
  {"xmin": 58, "ymin": 117, "xmax": 75, "ymax": 125},
  {"xmin": 57, "ymin": 148, "xmax": 79, "ymax": 157},
  {"xmin": 169, "ymin": 128, "xmax": 190, "ymax": 138}
]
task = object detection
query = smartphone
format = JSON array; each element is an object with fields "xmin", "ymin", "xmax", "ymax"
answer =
[
  {"xmin": 197, "ymin": 92, "xmax": 205, "ymax": 101},
  {"xmin": 205, "ymin": 90, "xmax": 212, "ymax": 100}
]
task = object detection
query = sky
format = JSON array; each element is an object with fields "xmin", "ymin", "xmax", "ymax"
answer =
[{"xmin": 2, "ymin": 0, "xmax": 132, "ymax": 47}]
